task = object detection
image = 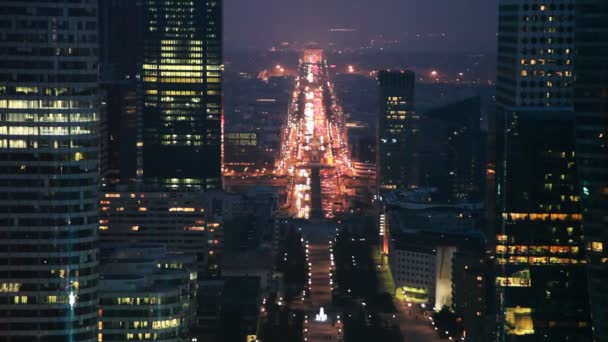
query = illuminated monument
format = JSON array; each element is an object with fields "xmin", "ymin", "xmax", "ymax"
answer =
[
  {"xmin": 315, "ymin": 307, "xmax": 328, "ymax": 322},
  {"xmin": 303, "ymin": 49, "xmax": 324, "ymax": 64}
]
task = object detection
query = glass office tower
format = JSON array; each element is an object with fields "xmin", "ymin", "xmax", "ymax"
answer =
[
  {"xmin": 574, "ymin": 0, "xmax": 608, "ymax": 340},
  {"xmin": 139, "ymin": 0, "xmax": 223, "ymax": 190},
  {"xmin": 376, "ymin": 70, "xmax": 418, "ymax": 193},
  {"xmin": 0, "ymin": 1, "xmax": 99, "ymax": 341},
  {"xmin": 495, "ymin": 0, "xmax": 591, "ymax": 340}
]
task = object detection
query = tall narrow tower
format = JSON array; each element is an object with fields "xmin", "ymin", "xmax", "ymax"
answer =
[
  {"xmin": 495, "ymin": 0, "xmax": 591, "ymax": 340},
  {"xmin": 0, "ymin": 1, "xmax": 100, "ymax": 340},
  {"xmin": 574, "ymin": 0, "xmax": 608, "ymax": 339},
  {"xmin": 138, "ymin": 0, "xmax": 223, "ymax": 190},
  {"xmin": 376, "ymin": 70, "xmax": 417, "ymax": 193}
]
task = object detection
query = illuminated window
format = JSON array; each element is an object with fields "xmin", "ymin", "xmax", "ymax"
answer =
[
  {"xmin": 0, "ymin": 283, "xmax": 21, "ymax": 292},
  {"xmin": 13, "ymin": 296, "xmax": 28, "ymax": 304},
  {"xmin": 505, "ymin": 307, "xmax": 534, "ymax": 335},
  {"xmin": 591, "ymin": 242, "xmax": 603, "ymax": 252}
]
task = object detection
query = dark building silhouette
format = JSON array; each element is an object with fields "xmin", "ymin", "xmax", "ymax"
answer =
[
  {"xmin": 0, "ymin": 1, "xmax": 100, "ymax": 340},
  {"xmin": 99, "ymin": 0, "xmax": 143, "ymax": 184},
  {"xmin": 574, "ymin": 0, "xmax": 608, "ymax": 339},
  {"xmin": 495, "ymin": 0, "xmax": 592, "ymax": 340},
  {"xmin": 376, "ymin": 70, "xmax": 418, "ymax": 192},
  {"xmin": 418, "ymin": 97, "xmax": 485, "ymax": 202}
]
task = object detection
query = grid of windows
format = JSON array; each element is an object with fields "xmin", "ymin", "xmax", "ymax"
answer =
[
  {"xmin": 498, "ymin": 0, "xmax": 576, "ymax": 108},
  {"xmin": 138, "ymin": 0, "xmax": 222, "ymax": 190},
  {"xmin": 0, "ymin": 1, "xmax": 99, "ymax": 341},
  {"xmin": 377, "ymin": 71, "xmax": 417, "ymax": 192}
]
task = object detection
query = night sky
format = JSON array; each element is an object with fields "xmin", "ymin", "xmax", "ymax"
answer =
[{"xmin": 225, "ymin": 0, "xmax": 499, "ymax": 52}]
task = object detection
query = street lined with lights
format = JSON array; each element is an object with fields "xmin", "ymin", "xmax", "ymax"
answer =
[
  {"xmin": 296, "ymin": 223, "xmax": 342, "ymax": 342},
  {"xmin": 276, "ymin": 50, "xmax": 353, "ymax": 219}
]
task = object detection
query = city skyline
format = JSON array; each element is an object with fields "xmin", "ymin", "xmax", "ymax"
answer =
[{"xmin": 0, "ymin": 0, "xmax": 606, "ymax": 341}]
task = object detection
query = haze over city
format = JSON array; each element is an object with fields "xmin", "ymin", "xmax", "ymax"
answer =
[
  {"xmin": 225, "ymin": 0, "xmax": 499, "ymax": 52},
  {"xmin": 0, "ymin": 1, "xmax": 606, "ymax": 342}
]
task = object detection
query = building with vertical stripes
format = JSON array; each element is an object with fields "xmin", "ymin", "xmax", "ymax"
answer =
[{"xmin": 0, "ymin": 1, "xmax": 99, "ymax": 340}]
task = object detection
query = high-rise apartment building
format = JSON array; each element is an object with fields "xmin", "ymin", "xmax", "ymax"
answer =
[
  {"xmin": 376, "ymin": 70, "xmax": 418, "ymax": 193},
  {"xmin": 0, "ymin": 1, "xmax": 99, "ymax": 340},
  {"xmin": 495, "ymin": 0, "xmax": 591, "ymax": 340},
  {"xmin": 138, "ymin": 0, "xmax": 223, "ymax": 190},
  {"xmin": 574, "ymin": 0, "xmax": 608, "ymax": 340}
]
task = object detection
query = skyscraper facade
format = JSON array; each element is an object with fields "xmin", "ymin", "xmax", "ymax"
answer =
[
  {"xmin": 497, "ymin": 0, "xmax": 576, "ymax": 109},
  {"xmin": 376, "ymin": 70, "xmax": 417, "ymax": 192},
  {"xmin": 574, "ymin": 0, "xmax": 608, "ymax": 339},
  {"xmin": 0, "ymin": 1, "xmax": 99, "ymax": 340},
  {"xmin": 139, "ymin": 0, "xmax": 223, "ymax": 190},
  {"xmin": 99, "ymin": 0, "xmax": 143, "ymax": 185},
  {"xmin": 496, "ymin": 0, "xmax": 591, "ymax": 340}
]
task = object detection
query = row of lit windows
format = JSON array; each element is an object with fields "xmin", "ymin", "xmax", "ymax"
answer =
[
  {"xmin": 161, "ymin": 116, "xmax": 195, "ymax": 122},
  {"xmin": 0, "ymin": 126, "xmax": 91, "ymax": 135},
  {"xmin": 12, "ymin": 295, "xmax": 74, "ymax": 305},
  {"xmin": 521, "ymin": 58, "xmax": 571, "ymax": 65},
  {"xmin": 160, "ymin": 40, "xmax": 202, "ymax": 45},
  {"xmin": 159, "ymin": 52, "xmax": 203, "ymax": 58},
  {"xmin": 520, "ymin": 70, "xmax": 572, "ymax": 77},
  {"xmin": 496, "ymin": 245, "xmax": 579, "ymax": 254},
  {"xmin": 160, "ymin": 141, "xmax": 202, "ymax": 146},
  {"xmin": 520, "ymin": 47, "xmax": 571, "ymax": 56},
  {"xmin": 0, "ymin": 112, "xmax": 95, "ymax": 123},
  {"xmin": 100, "ymin": 318, "xmax": 179, "ymax": 330},
  {"xmin": 0, "ymin": 283, "xmax": 21, "ymax": 293},
  {"xmin": 0, "ymin": 86, "xmax": 95, "ymax": 96},
  {"xmin": 116, "ymin": 297, "xmax": 163, "ymax": 305},
  {"xmin": 160, "ymin": 45, "xmax": 202, "ymax": 52},
  {"xmin": 496, "ymin": 256, "xmax": 584, "ymax": 265},
  {"xmin": 155, "ymin": 71, "xmax": 203, "ymax": 77},
  {"xmin": 502, "ymin": 212, "xmax": 582, "ymax": 221},
  {"xmin": 157, "ymin": 58, "xmax": 205, "ymax": 65},
  {"xmin": 0, "ymin": 140, "xmax": 93, "ymax": 152},
  {"xmin": 145, "ymin": 90, "xmax": 199, "ymax": 96},
  {"xmin": 160, "ymin": 134, "xmax": 202, "ymax": 139},
  {"xmin": 160, "ymin": 178, "xmax": 203, "ymax": 185},
  {"xmin": 496, "ymin": 276, "xmax": 531, "ymax": 287},
  {"xmin": 0, "ymin": 100, "xmax": 95, "ymax": 109},
  {"xmin": 143, "ymin": 64, "xmax": 203, "ymax": 71},
  {"xmin": 143, "ymin": 77, "xmax": 201, "ymax": 83}
]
